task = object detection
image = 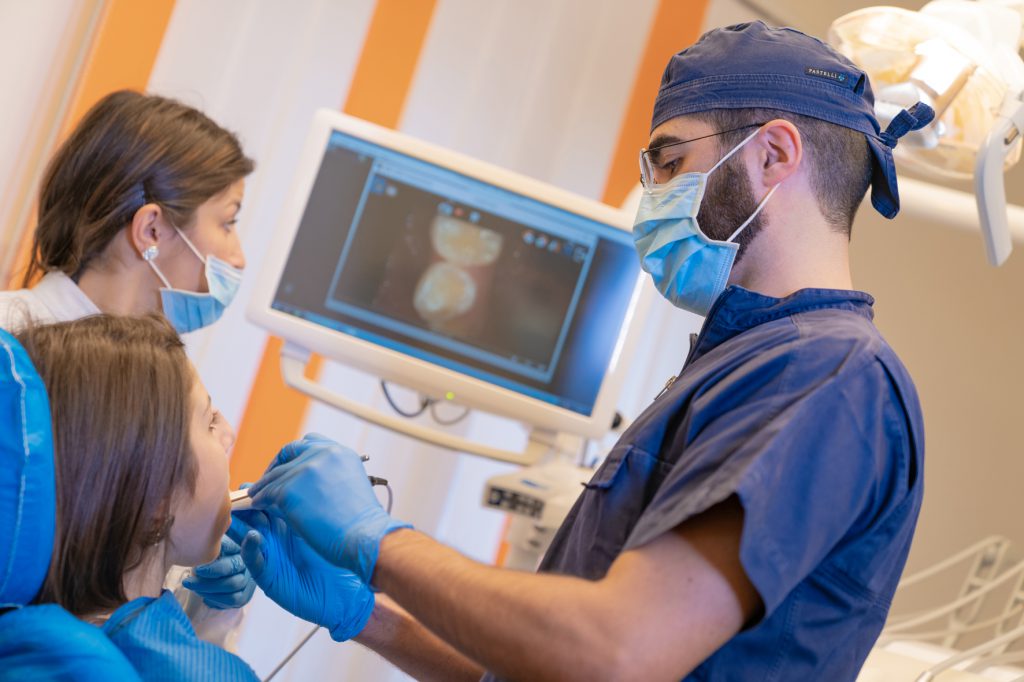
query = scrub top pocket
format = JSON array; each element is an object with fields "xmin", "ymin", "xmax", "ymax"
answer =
[{"xmin": 547, "ymin": 444, "xmax": 673, "ymax": 579}]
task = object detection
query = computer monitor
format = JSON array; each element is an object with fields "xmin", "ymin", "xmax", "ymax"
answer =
[{"xmin": 248, "ymin": 110, "xmax": 650, "ymax": 439}]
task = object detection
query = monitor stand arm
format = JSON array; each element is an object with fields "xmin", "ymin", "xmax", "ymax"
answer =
[{"xmin": 279, "ymin": 342, "xmax": 570, "ymax": 466}]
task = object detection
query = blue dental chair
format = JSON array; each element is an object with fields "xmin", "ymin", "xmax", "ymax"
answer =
[{"xmin": 0, "ymin": 329, "xmax": 140, "ymax": 681}]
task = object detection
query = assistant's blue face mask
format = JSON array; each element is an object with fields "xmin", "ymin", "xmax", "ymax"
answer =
[
  {"xmin": 145, "ymin": 229, "xmax": 243, "ymax": 334},
  {"xmin": 633, "ymin": 128, "xmax": 778, "ymax": 316}
]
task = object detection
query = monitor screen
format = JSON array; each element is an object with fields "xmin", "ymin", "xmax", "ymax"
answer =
[{"xmin": 269, "ymin": 127, "xmax": 640, "ymax": 419}]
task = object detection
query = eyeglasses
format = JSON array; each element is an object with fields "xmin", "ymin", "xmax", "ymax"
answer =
[{"xmin": 639, "ymin": 123, "xmax": 768, "ymax": 188}]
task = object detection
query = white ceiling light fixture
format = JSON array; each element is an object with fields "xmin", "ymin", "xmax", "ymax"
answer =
[{"xmin": 829, "ymin": 0, "xmax": 1024, "ymax": 265}]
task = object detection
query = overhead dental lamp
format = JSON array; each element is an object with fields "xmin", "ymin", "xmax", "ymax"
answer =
[{"xmin": 829, "ymin": 0, "xmax": 1024, "ymax": 265}]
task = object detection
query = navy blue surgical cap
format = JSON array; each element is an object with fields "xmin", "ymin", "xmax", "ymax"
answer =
[{"xmin": 652, "ymin": 21, "xmax": 934, "ymax": 219}]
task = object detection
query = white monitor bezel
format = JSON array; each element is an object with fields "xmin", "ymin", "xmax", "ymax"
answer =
[{"xmin": 247, "ymin": 109, "xmax": 650, "ymax": 439}]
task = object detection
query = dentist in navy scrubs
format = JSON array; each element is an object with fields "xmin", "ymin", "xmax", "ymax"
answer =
[{"xmin": 238, "ymin": 22, "xmax": 932, "ymax": 682}]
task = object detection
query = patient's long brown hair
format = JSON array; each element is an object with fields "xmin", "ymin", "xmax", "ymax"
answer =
[{"xmin": 17, "ymin": 314, "xmax": 196, "ymax": 617}]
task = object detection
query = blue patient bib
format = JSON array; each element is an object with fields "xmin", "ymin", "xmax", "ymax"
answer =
[{"xmin": 104, "ymin": 590, "xmax": 259, "ymax": 682}]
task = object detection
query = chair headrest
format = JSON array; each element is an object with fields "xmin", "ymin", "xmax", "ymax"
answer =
[{"xmin": 0, "ymin": 329, "xmax": 55, "ymax": 606}]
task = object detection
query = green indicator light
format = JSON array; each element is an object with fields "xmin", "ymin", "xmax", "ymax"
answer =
[{"xmin": 445, "ymin": 391, "xmax": 456, "ymax": 401}]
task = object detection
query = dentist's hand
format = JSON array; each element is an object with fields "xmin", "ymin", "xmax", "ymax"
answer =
[
  {"xmin": 182, "ymin": 535, "xmax": 257, "ymax": 609},
  {"xmin": 247, "ymin": 434, "xmax": 411, "ymax": 585},
  {"xmin": 229, "ymin": 513, "xmax": 374, "ymax": 641}
]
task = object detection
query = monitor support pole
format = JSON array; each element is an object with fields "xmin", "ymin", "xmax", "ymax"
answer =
[{"xmin": 279, "ymin": 342, "xmax": 575, "ymax": 466}]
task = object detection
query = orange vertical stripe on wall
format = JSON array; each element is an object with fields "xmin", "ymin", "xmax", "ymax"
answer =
[
  {"xmin": 8, "ymin": 0, "xmax": 177, "ymax": 288},
  {"xmin": 343, "ymin": 0, "xmax": 437, "ymax": 126},
  {"xmin": 601, "ymin": 0, "xmax": 708, "ymax": 208},
  {"xmin": 68, "ymin": 0, "xmax": 177, "ymax": 128},
  {"xmin": 230, "ymin": 0, "xmax": 438, "ymax": 487}
]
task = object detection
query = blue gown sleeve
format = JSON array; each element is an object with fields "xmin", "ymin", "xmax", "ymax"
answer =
[{"xmin": 623, "ymin": 354, "xmax": 913, "ymax": 617}]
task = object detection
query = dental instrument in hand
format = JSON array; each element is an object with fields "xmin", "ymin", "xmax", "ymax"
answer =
[
  {"xmin": 230, "ymin": 454, "xmax": 383, "ymax": 512},
  {"xmin": 232, "ymin": 454, "xmax": 393, "ymax": 682}
]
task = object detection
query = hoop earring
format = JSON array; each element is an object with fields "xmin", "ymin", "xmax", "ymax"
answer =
[{"xmin": 142, "ymin": 245, "xmax": 159, "ymax": 262}]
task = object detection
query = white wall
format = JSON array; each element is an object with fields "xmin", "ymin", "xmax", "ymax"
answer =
[
  {"xmin": 0, "ymin": 0, "xmax": 92, "ymax": 277},
  {"xmin": 0, "ymin": 0, "xmax": 85, "ymax": 194}
]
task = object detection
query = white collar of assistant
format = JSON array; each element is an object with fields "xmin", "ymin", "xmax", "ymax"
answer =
[{"xmin": 32, "ymin": 272, "xmax": 101, "ymax": 322}]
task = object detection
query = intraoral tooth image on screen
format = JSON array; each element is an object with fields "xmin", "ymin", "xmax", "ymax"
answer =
[
  {"xmin": 272, "ymin": 130, "xmax": 639, "ymax": 416},
  {"xmin": 414, "ymin": 215, "xmax": 502, "ymax": 322}
]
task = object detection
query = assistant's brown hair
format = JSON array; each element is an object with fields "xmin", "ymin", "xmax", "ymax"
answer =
[
  {"xmin": 24, "ymin": 89, "xmax": 255, "ymax": 285},
  {"xmin": 17, "ymin": 314, "xmax": 197, "ymax": 617}
]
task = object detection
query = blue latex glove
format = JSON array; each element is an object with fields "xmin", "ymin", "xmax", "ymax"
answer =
[
  {"xmin": 248, "ymin": 433, "xmax": 411, "ymax": 585},
  {"xmin": 181, "ymin": 534, "xmax": 257, "ymax": 610},
  {"xmin": 229, "ymin": 512, "xmax": 374, "ymax": 641}
]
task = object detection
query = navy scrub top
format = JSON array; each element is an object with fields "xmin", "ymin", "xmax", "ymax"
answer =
[{"xmin": 484, "ymin": 286, "xmax": 925, "ymax": 682}]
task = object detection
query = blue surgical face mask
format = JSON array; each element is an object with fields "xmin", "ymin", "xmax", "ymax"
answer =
[
  {"xmin": 145, "ymin": 229, "xmax": 243, "ymax": 334},
  {"xmin": 633, "ymin": 128, "xmax": 779, "ymax": 316}
]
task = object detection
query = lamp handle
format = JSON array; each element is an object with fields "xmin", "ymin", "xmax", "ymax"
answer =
[{"xmin": 974, "ymin": 93, "xmax": 1024, "ymax": 266}]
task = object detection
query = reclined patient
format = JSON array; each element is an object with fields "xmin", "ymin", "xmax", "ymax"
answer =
[{"xmin": 17, "ymin": 314, "xmax": 259, "ymax": 680}]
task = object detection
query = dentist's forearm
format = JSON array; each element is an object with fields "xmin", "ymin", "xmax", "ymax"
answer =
[
  {"xmin": 372, "ymin": 529, "xmax": 630, "ymax": 682},
  {"xmin": 355, "ymin": 593, "xmax": 485, "ymax": 682}
]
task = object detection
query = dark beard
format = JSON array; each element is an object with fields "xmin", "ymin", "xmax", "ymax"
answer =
[{"xmin": 695, "ymin": 155, "xmax": 766, "ymax": 264}]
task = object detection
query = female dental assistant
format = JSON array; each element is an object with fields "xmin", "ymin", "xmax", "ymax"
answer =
[{"xmin": 0, "ymin": 90, "xmax": 257, "ymax": 646}]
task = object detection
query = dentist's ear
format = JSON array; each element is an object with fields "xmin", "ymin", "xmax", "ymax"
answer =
[{"xmin": 753, "ymin": 119, "xmax": 802, "ymax": 188}]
